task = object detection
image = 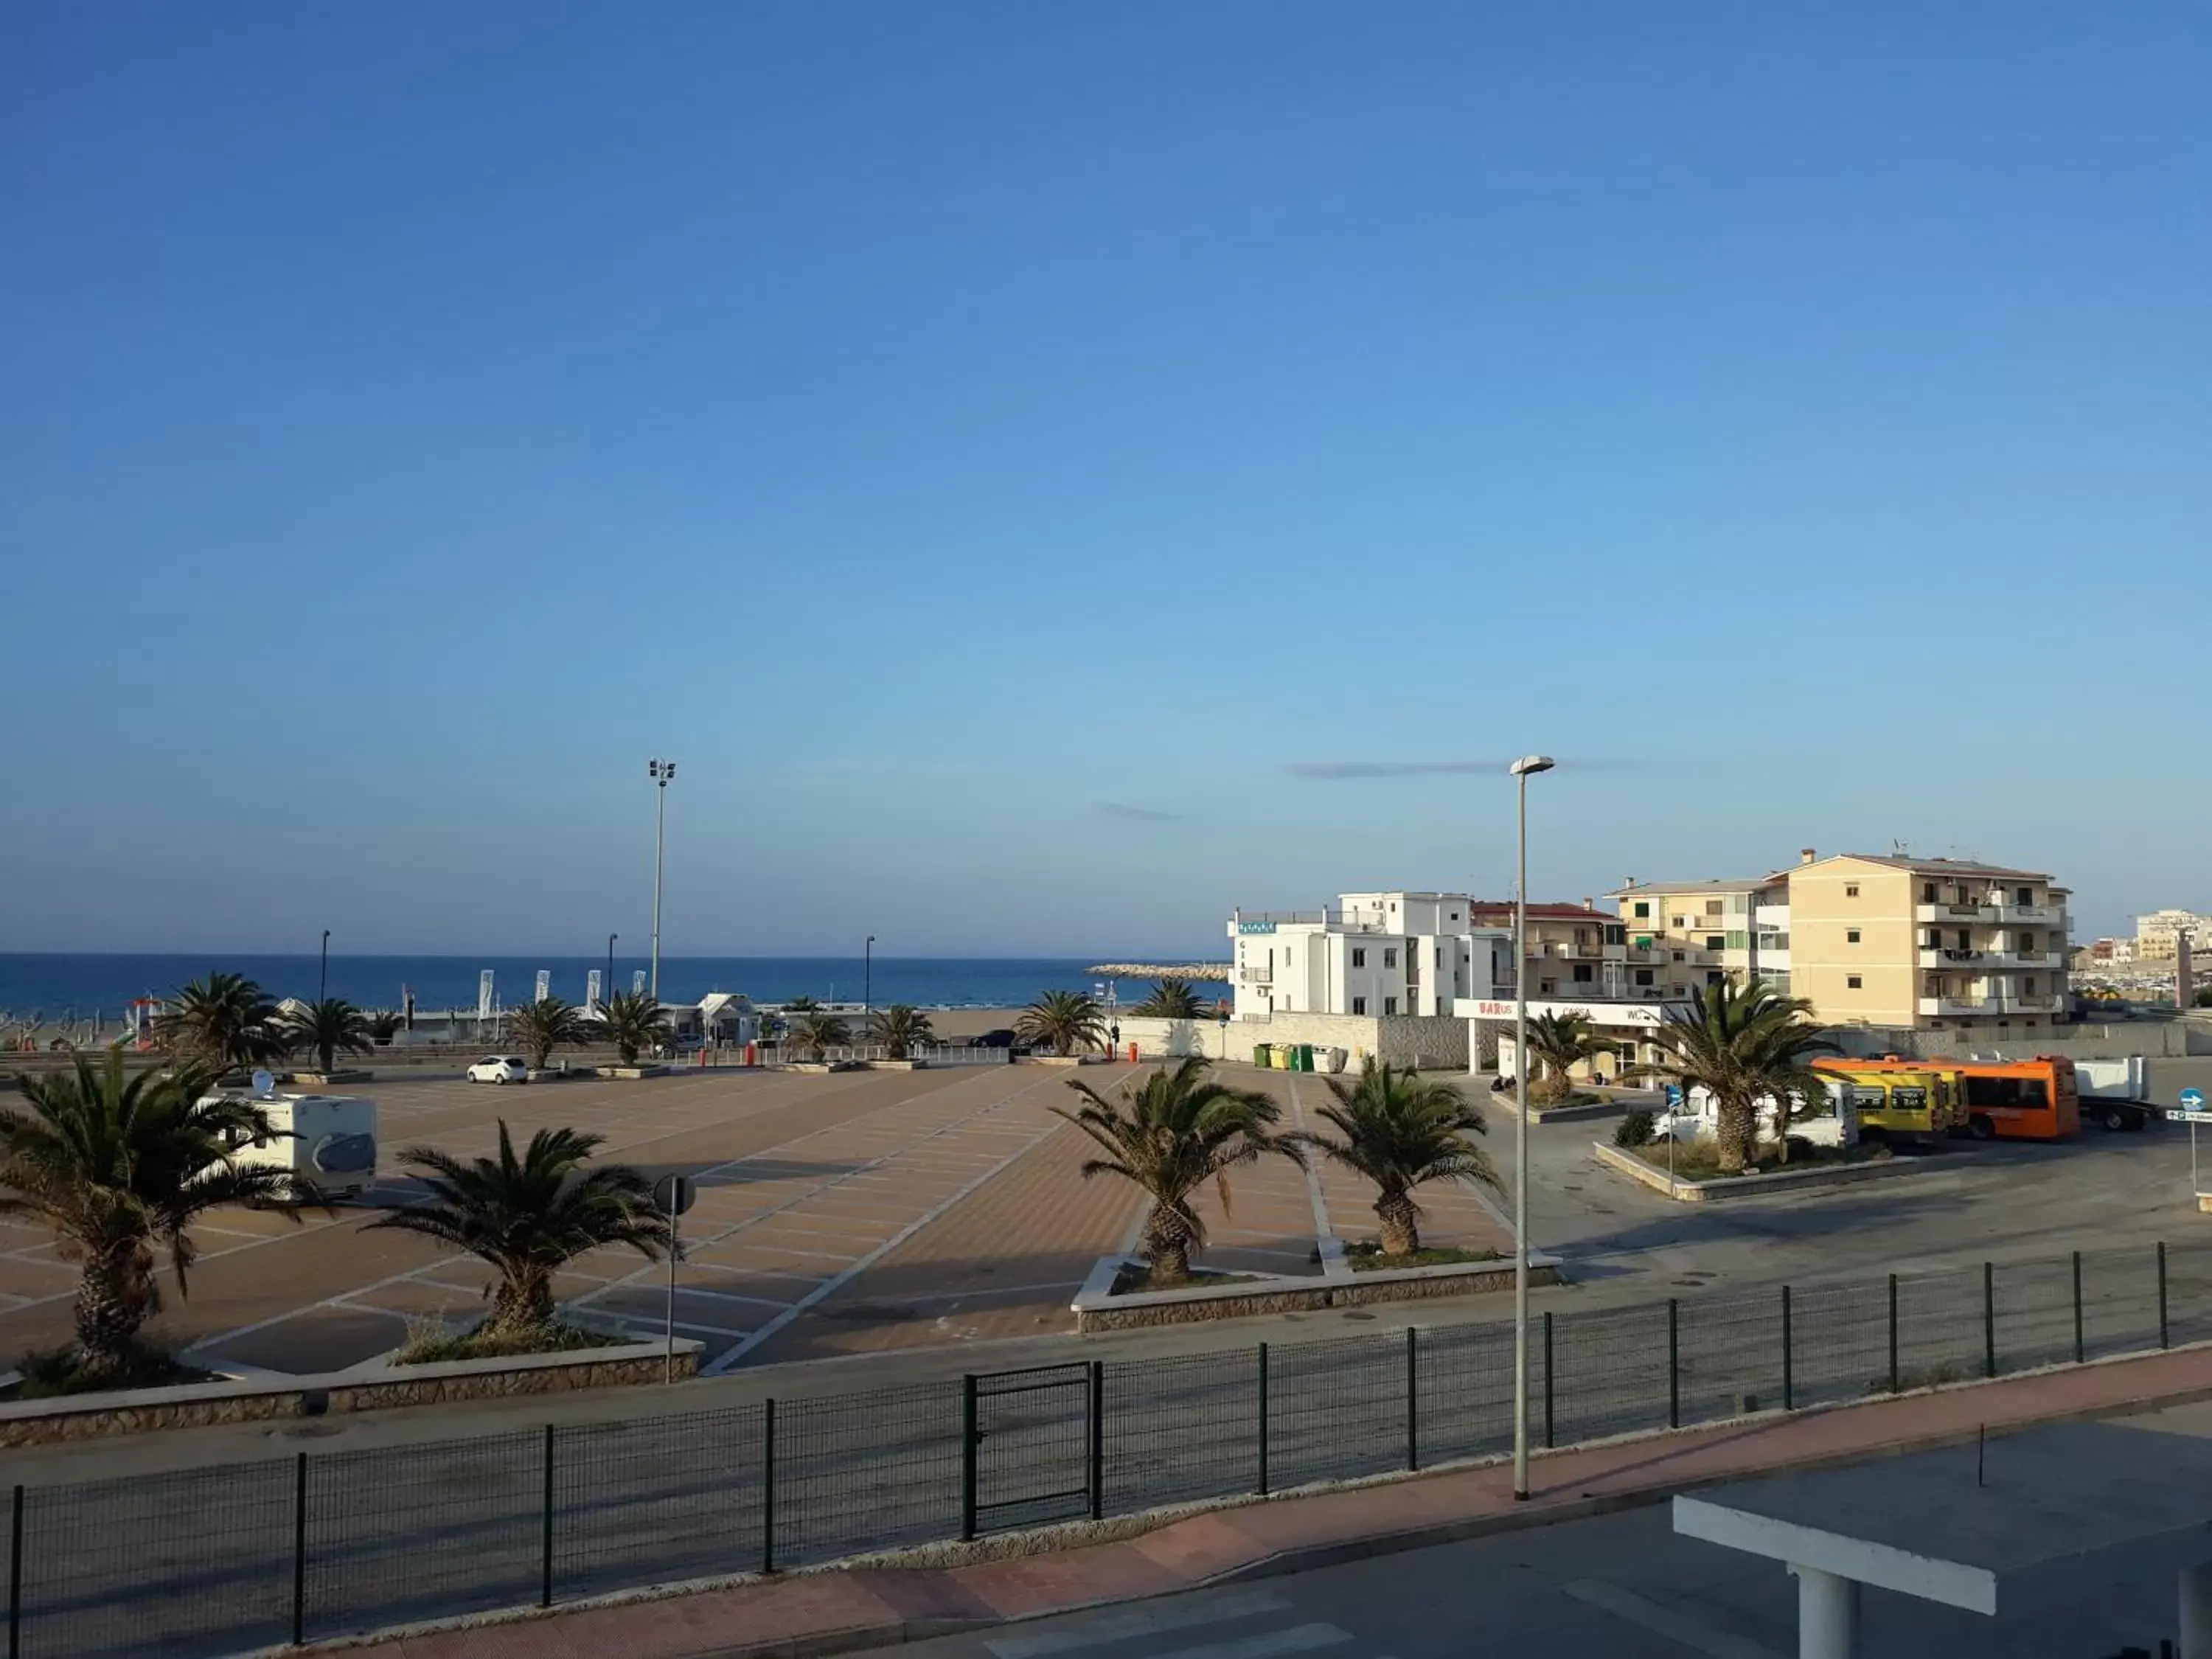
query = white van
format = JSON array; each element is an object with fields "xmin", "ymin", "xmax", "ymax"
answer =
[
  {"xmin": 199, "ymin": 1087, "xmax": 380, "ymax": 1201},
  {"xmin": 1650, "ymin": 1080, "xmax": 1857, "ymax": 1150}
]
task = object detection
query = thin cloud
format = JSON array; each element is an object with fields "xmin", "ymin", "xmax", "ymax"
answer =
[
  {"xmin": 1096, "ymin": 801, "xmax": 1183, "ymax": 823},
  {"xmin": 1287, "ymin": 757, "xmax": 1643, "ymax": 781}
]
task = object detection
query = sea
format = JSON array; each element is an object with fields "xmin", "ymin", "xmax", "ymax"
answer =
[{"xmin": 0, "ymin": 954, "xmax": 1223, "ymax": 1020}]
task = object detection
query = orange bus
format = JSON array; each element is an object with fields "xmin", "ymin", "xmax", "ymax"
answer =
[{"xmin": 1816, "ymin": 1054, "xmax": 2080, "ymax": 1141}]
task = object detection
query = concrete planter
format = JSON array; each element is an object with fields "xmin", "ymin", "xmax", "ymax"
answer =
[
  {"xmin": 784, "ymin": 1060, "xmax": 863, "ymax": 1074},
  {"xmin": 867, "ymin": 1058, "xmax": 930, "ymax": 1070},
  {"xmin": 0, "ymin": 1338, "xmax": 703, "ymax": 1448},
  {"xmin": 1592, "ymin": 1139, "xmax": 1921, "ymax": 1203},
  {"xmin": 1027, "ymin": 1054, "xmax": 1099, "ymax": 1068},
  {"xmin": 1071, "ymin": 1251, "xmax": 1563, "ymax": 1333},
  {"xmin": 291, "ymin": 1069, "xmax": 373, "ymax": 1086},
  {"xmin": 596, "ymin": 1065, "xmax": 672, "ymax": 1080},
  {"xmin": 526, "ymin": 1067, "xmax": 593, "ymax": 1083}
]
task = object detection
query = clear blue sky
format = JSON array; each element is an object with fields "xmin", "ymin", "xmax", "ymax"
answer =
[{"xmin": 4, "ymin": 3, "xmax": 2206, "ymax": 956}]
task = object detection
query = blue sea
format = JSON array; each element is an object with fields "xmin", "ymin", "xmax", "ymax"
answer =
[{"xmin": 0, "ymin": 954, "xmax": 1222, "ymax": 1019}]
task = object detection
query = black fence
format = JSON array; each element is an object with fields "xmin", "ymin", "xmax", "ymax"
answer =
[{"xmin": 10, "ymin": 1238, "xmax": 2212, "ymax": 1658}]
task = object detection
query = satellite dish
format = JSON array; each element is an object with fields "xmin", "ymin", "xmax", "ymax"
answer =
[{"xmin": 250, "ymin": 1068, "xmax": 275, "ymax": 1098}]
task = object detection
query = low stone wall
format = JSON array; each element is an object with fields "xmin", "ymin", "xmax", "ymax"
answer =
[
  {"xmin": 1116, "ymin": 1012, "xmax": 1468, "ymax": 1071},
  {"xmin": 1590, "ymin": 1141, "xmax": 1925, "ymax": 1204},
  {"xmin": 0, "ymin": 1339, "xmax": 701, "ymax": 1448},
  {"xmin": 1071, "ymin": 1256, "xmax": 1561, "ymax": 1332}
]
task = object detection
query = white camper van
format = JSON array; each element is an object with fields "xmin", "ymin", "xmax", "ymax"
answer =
[{"xmin": 200, "ymin": 1079, "xmax": 379, "ymax": 1201}]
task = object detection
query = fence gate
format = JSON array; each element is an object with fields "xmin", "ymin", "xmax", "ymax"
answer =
[{"xmin": 961, "ymin": 1363, "xmax": 1096, "ymax": 1537}]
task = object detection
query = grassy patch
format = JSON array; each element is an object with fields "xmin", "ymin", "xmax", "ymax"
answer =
[
  {"xmin": 392, "ymin": 1318, "xmax": 613, "ymax": 1365},
  {"xmin": 6, "ymin": 1341, "xmax": 215, "ymax": 1400},
  {"xmin": 1527, "ymin": 1090, "xmax": 1607, "ymax": 1110},
  {"xmin": 1343, "ymin": 1240, "xmax": 1502, "ymax": 1272},
  {"xmin": 1630, "ymin": 1138, "xmax": 1894, "ymax": 1183},
  {"xmin": 1110, "ymin": 1263, "xmax": 1270, "ymax": 1296}
]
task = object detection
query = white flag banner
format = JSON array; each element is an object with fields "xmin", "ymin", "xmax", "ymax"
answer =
[
  {"xmin": 477, "ymin": 970, "xmax": 495, "ymax": 1020},
  {"xmin": 535, "ymin": 970, "xmax": 551, "ymax": 1004},
  {"xmin": 633, "ymin": 970, "xmax": 647, "ymax": 997},
  {"xmin": 585, "ymin": 969, "xmax": 602, "ymax": 1009}
]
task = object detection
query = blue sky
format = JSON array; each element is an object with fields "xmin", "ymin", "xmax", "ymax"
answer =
[{"xmin": 4, "ymin": 3, "xmax": 2207, "ymax": 956}]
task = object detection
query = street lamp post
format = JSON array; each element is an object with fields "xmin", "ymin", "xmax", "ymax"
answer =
[
  {"xmin": 647, "ymin": 759, "xmax": 676, "ymax": 998},
  {"xmin": 864, "ymin": 936, "xmax": 875, "ymax": 1015},
  {"xmin": 1509, "ymin": 754, "xmax": 1555, "ymax": 1501},
  {"xmin": 319, "ymin": 930, "xmax": 331, "ymax": 1003}
]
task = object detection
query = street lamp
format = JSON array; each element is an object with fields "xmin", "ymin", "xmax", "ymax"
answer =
[
  {"xmin": 1508, "ymin": 753, "xmax": 1556, "ymax": 1501},
  {"xmin": 864, "ymin": 936, "xmax": 876, "ymax": 1015},
  {"xmin": 647, "ymin": 759, "xmax": 676, "ymax": 998},
  {"xmin": 606, "ymin": 933, "xmax": 617, "ymax": 1009},
  {"xmin": 319, "ymin": 930, "xmax": 331, "ymax": 1004}
]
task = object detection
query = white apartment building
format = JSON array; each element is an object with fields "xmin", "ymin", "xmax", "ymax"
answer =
[
  {"xmin": 2138, "ymin": 910, "xmax": 2212, "ymax": 960},
  {"xmin": 1229, "ymin": 892, "xmax": 1514, "ymax": 1021}
]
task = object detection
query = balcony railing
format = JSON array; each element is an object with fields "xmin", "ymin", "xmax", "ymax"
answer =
[
  {"xmin": 1238, "ymin": 964, "xmax": 1273, "ymax": 984},
  {"xmin": 1919, "ymin": 997, "xmax": 1999, "ymax": 1017}
]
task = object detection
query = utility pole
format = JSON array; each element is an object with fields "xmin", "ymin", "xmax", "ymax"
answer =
[{"xmin": 647, "ymin": 759, "xmax": 676, "ymax": 998}]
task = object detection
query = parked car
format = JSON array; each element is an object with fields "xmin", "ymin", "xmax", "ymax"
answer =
[
  {"xmin": 465, "ymin": 1055, "xmax": 529, "ymax": 1085},
  {"xmin": 971, "ymin": 1029, "xmax": 1018, "ymax": 1048}
]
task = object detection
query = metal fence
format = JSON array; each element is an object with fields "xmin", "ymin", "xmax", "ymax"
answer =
[{"xmin": 7, "ymin": 1238, "xmax": 2210, "ymax": 1658}]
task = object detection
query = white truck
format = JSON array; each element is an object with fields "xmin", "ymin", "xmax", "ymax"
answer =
[
  {"xmin": 199, "ymin": 1085, "xmax": 380, "ymax": 1201},
  {"xmin": 1650, "ymin": 1079, "xmax": 1858, "ymax": 1149}
]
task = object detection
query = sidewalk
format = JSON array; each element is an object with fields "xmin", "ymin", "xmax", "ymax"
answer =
[{"xmin": 348, "ymin": 1344, "xmax": 2212, "ymax": 1659}]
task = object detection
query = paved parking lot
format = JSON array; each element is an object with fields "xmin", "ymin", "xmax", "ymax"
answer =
[{"xmin": 0, "ymin": 1058, "xmax": 1511, "ymax": 1377}]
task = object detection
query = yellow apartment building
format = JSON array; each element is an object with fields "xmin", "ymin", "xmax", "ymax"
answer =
[{"xmin": 1613, "ymin": 851, "xmax": 2071, "ymax": 1036}]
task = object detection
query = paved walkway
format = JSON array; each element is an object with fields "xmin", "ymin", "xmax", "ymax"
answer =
[{"xmin": 351, "ymin": 1343, "xmax": 2212, "ymax": 1659}]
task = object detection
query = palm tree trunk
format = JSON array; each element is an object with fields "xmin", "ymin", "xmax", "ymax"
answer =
[
  {"xmin": 1716, "ymin": 1095, "xmax": 1755, "ymax": 1173},
  {"xmin": 1144, "ymin": 1211, "xmax": 1194, "ymax": 1283},
  {"xmin": 1376, "ymin": 1193, "xmax": 1421, "ymax": 1257},
  {"xmin": 74, "ymin": 1242, "xmax": 149, "ymax": 1377},
  {"xmin": 491, "ymin": 1267, "xmax": 557, "ymax": 1334}
]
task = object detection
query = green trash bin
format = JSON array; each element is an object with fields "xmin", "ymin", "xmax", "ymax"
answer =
[
  {"xmin": 1295, "ymin": 1043, "xmax": 1315, "ymax": 1072},
  {"xmin": 1253, "ymin": 1043, "xmax": 1273, "ymax": 1068}
]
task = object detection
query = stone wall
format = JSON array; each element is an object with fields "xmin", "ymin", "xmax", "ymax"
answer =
[
  {"xmin": 0, "ymin": 1339, "xmax": 700, "ymax": 1448},
  {"xmin": 1115, "ymin": 1012, "xmax": 1468, "ymax": 1071}
]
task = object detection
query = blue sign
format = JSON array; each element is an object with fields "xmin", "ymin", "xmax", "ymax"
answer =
[
  {"xmin": 1237, "ymin": 921, "xmax": 1279, "ymax": 935},
  {"xmin": 2184, "ymin": 1088, "xmax": 2206, "ymax": 1111},
  {"xmin": 1664, "ymin": 1084, "xmax": 1683, "ymax": 1107}
]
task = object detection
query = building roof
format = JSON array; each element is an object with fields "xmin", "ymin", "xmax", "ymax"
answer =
[
  {"xmin": 1468, "ymin": 901, "xmax": 1607, "ymax": 923},
  {"xmin": 1607, "ymin": 877, "xmax": 1784, "ymax": 898},
  {"xmin": 1823, "ymin": 853, "xmax": 2055, "ymax": 882}
]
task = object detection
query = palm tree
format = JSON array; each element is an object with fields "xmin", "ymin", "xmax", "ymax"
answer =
[
  {"xmin": 1052, "ymin": 1057, "xmax": 1303, "ymax": 1282},
  {"xmin": 782, "ymin": 995, "xmax": 821, "ymax": 1015},
  {"xmin": 509, "ymin": 997, "xmax": 586, "ymax": 1071},
  {"xmin": 1641, "ymin": 978, "xmax": 1837, "ymax": 1172},
  {"xmin": 794, "ymin": 1009, "xmax": 852, "ymax": 1062},
  {"xmin": 365, "ymin": 1009, "xmax": 405, "ymax": 1046},
  {"xmin": 365, "ymin": 1122, "xmax": 672, "ymax": 1337},
  {"xmin": 866, "ymin": 1004, "xmax": 933, "ymax": 1059},
  {"xmin": 1130, "ymin": 978, "xmax": 1204, "ymax": 1020},
  {"xmin": 597, "ymin": 991, "xmax": 669, "ymax": 1066},
  {"xmin": 1016, "ymin": 990, "xmax": 1106, "ymax": 1057},
  {"xmin": 1304, "ymin": 1059, "xmax": 1498, "ymax": 1256},
  {"xmin": 1522, "ymin": 1011, "xmax": 1606, "ymax": 1104},
  {"xmin": 156, "ymin": 973, "xmax": 280, "ymax": 1071},
  {"xmin": 281, "ymin": 998, "xmax": 373, "ymax": 1074},
  {"xmin": 1, "ymin": 1052, "xmax": 304, "ymax": 1381}
]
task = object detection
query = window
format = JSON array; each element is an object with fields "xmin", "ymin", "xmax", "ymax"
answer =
[
  {"xmin": 1604, "ymin": 924, "xmax": 1626, "ymax": 945},
  {"xmin": 1351, "ymin": 948, "xmax": 1366, "ymax": 968},
  {"xmin": 1448, "ymin": 911, "xmax": 1459, "ymax": 922},
  {"xmin": 1284, "ymin": 947, "xmax": 1293, "ymax": 965},
  {"xmin": 1435, "ymin": 946, "xmax": 1444, "ymax": 969},
  {"xmin": 1924, "ymin": 928, "xmax": 1941, "ymax": 948},
  {"xmin": 1673, "ymin": 915, "xmax": 1688, "ymax": 928},
  {"xmin": 1572, "ymin": 964, "xmax": 1594, "ymax": 983},
  {"xmin": 1846, "ymin": 929, "xmax": 1861, "ymax": 945},
  {"xmin": 1351, "ymin": 996, "xmax": 1367, "ymax": 1015},
  {"xmin": 1847, "ymin": 974, "xmax": 1863, "ymax": 990},
  {"xmin": 1634, "ymin": 968, "xmax": 1655, "ymax": 987},
  {"xmin": 1846, "ymin": 884, "xmax": 1860, "ymax": 898},
  {"xmin": 1383, "ymin": 947, "xmax": 1398, "ymax": 968},
  {"xmin": 1539, "ymin": 979, "xmax": 1555, "ymax": 994},
  {"xmin": 2017, "ymin": 886, "xmax": 2034, "ymax": 905},
  {"xmin": 1705, "ymin": 935, "xmax": 1725, "ymax": 951},
  {"xmin": 1383, "ymin": 996, "xmax": 1398, "ymax": 1015},
  {"xmin": 1705, "ymin": 970, "xmax": 1724, "ymax": 985},
  {"xmin": 1634, "ymin": 901, "xmax": 1651, "ymax": 919},
  {"xmin": 1704, "ymin": 900, "xmax": 1724, "ymax": 917},
  {"xmin": 1672, "ymin": 950, "xmax": 1686, "ymax": 963},
  {"xmin": 2025, "ymin": 976, "xmax": 2038, "ymax": 994},
  {"xmin": 2020, "ymin": 931, "xmax": 2036, "ymax": 950}
]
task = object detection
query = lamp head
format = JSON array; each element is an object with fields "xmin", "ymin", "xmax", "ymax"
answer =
[{"xmin": 1509, "ymin": 755, "xmax": 1557, "ymax": 777}]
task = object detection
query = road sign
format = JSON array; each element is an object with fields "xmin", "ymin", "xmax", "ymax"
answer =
[
  {"xmin": 2183, "ymin": 1088, "xmax": 2206, "ymax": 1112},
  {"xmin": 653, "ymin": 1174, "xmax": 697, "ymax": 1216},
  {"xmin": 2171, "ymin": 1110, "xmax": 2212, "ymax": 1125},
  {"xmin": 1665, "ymin": 1084, "xmax": 1684, "ymax": 1107}
]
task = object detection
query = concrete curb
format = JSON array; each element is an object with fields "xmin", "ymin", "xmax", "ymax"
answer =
[{"xmin": 1590, "ymin": 1138, "xmax": 1933, "ymax": 1203}]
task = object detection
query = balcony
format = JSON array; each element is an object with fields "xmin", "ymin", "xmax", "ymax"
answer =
[
  {"xmin": 1994, "ymin": 905, "xmax": 2066, "ymax": 928},
  {"xmin": 1238, "ymin": 964, "xmax": 1273, "ymax": 985},
  {"xmin": 1916, "ymin": 903, "xmax": 1994, "ymax": 924},
  {"xmin": 1996, "ymin": 994, "xmax": 2062, "ymax": 1014},
  {"xmin": 1919, "ymin": 997, "xmax": 1999, "ymax": 1018}
]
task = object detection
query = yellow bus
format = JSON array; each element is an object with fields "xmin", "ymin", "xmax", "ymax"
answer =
[{"xmin": 1813, "ymin": 1061, "xmax": 1964, "ymax": 1141}]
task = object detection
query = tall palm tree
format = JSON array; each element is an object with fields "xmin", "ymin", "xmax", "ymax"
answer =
[
  {"xmin": 597, "ymin": 991, "xmax": 669, "ymax": 1065},
  {"xmin": 1304, "ymin": 1059, "xmax": 1498, "ymax": 1256},
  {"xmin": 1017, "ymin": 990, "xmax": 1106, "ymax": 1057},
  {"xmin": 156, "ymin": 973, "xmax": 281, "ymax": 1071},
  {"xmin": 1130, "ymin": 978, "xmax": 1204, "ymax": 1020},
  {"xmin": 282, "ymin": 998, "xmax": 373, "ymax": 1074},
  {"xmin": 866, "ymin": 1004, "xmax": 933, "ymax": 1060},
  {"xmin": 1641, "ymin": 978, "xmax": 1837, "ymax": 1172},
  {"xmin": 365, "ymin": 1009, "xmax": 405, "ymax": 1046},
  {"xmin": 1, "ymin": 1052, "xmax": 305, "ymax": 1381},
  {"xmin": 1052, "ymin": 1057, "xmax": 1303, "ymax": 1282},
  {"xmin": 794, "ymin": 1009, "xmax": 852, "ymax": 1062},
  {"xmin": 509, "ymin": 996, "xmax": 586, "ymax": 1071},
  {"xmin": 366, "ymin": 1122, "xmax": 672, "ymax": 1336},
  {"xmin": 1522, "ymin": 1011, "xmax": 1607, "ymax": 1104}
]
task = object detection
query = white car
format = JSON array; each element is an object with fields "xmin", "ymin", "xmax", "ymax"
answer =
[{"xmin": 466, "ymin": 1055, "xmax": 529, "ymax": 1085}]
